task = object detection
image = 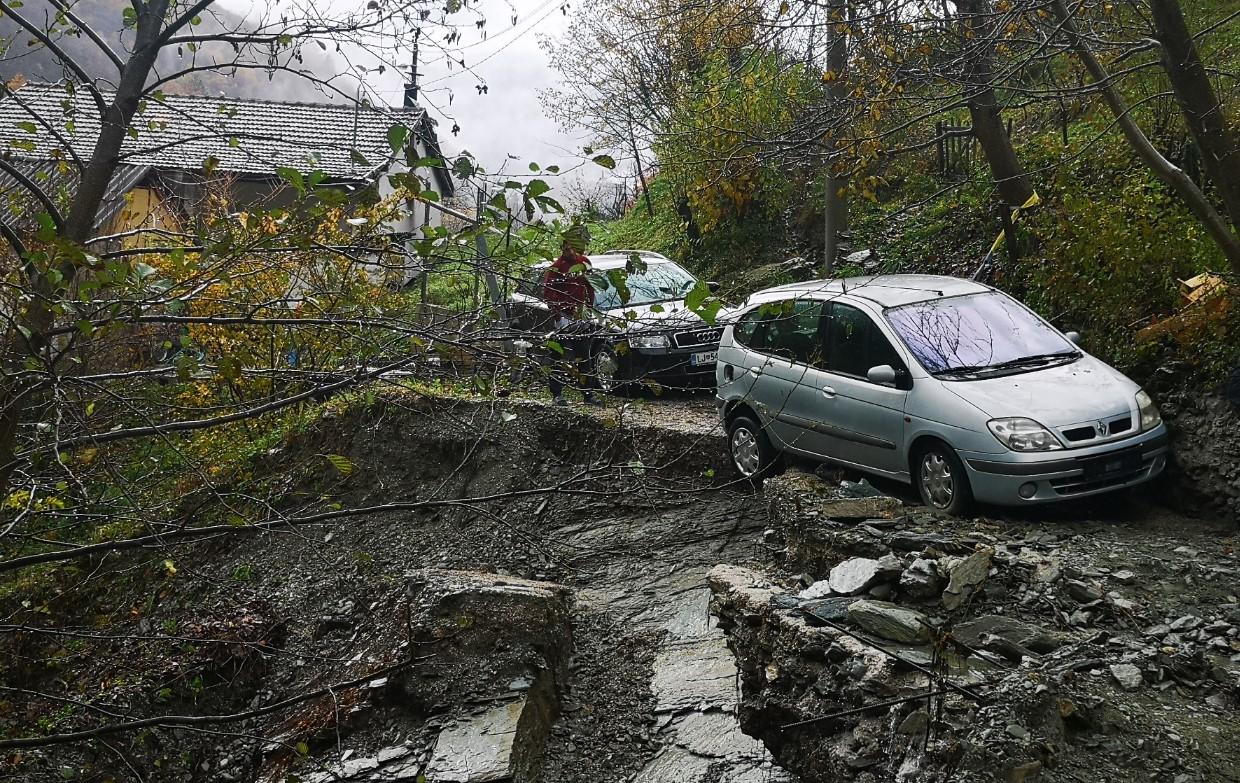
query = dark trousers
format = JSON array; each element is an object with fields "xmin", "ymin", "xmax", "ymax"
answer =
[{"xmin": 546, "ymin": 320, "xmax": 596, "ymax": 399}]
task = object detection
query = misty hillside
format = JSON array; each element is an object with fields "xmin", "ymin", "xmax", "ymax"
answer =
[{"xmin": 0, "ymin": 0, "xmax": 353, "ymax": 102}]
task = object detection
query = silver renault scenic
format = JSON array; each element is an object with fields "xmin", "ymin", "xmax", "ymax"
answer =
[{"xmin": 716, "ymin": 275, "xmax": 1168, "ymax": 512}]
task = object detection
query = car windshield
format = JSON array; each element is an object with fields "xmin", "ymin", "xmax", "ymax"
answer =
[
  {"xmin": 589, "ymin": 262, "xmax": 698, "ymax": 310},
  {"xmin": 885, "ymin": 291, "xmax": 1076, "ymax": 376}
]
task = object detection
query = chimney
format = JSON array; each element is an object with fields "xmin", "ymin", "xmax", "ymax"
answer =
[{"xmin": 404, "ymin": 32, "xmax": 419, "ymax": 107}]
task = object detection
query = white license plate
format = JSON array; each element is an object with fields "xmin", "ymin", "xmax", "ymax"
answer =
[{"xmin": 690, "ymin": 350, "xmax": 717, "ymax": 366}]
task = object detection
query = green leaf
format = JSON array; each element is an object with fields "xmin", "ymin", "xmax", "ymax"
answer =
[
  {"xmin": 592, "ymin": 154, "xmax": 616, "ymax": 170},
  {"xmin": 350, "ymin": 149, "xmax": 370, "ymax": 167},
  {"xmin": 325, "ymin": 454, "xmax": 354, "ymax": 476},
  {"xmin": 606, "ymin": 268, "xmax": 631, "ymax": 305},
  {"xmin": 452, "ymin": 156, "xmax": 475, "ymax": 178},
  {"xmin": 387, "ymin": 124, "xmax": 409, "ymax": 153},
  {"xmin": 276, "ymin": 166, "xmax": 305, "ymax": 193},
  {"xmin": 526, "ymin": 179, "xmax": 550, "ymax": 198},
  {"xmin": 295, "ymin": 742, "xmax": 310, "ymax": 756},
  {"xmin": 684, "ymin": 280, "xmax": 722, "ymax": 324},
  {"xmin": 16, "ymin": 121, "xmax": 35, "ymax": 133},
  {"xmin": 543, "ymin": 339, "xmax": 565, "ymax": 356},
  {"xmin": 529, "ymin": 161, "xmax": 540, "ymax": 172}
]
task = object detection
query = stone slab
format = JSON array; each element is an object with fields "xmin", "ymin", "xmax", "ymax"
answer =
[{"xmin": 424, "ymin": 700, "xmax": 525, "ymax": 782}]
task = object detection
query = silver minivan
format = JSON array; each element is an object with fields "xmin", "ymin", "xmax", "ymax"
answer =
[{"xmin": 716, "ymin": 275, "xmax": 1168, "ymax": 512}]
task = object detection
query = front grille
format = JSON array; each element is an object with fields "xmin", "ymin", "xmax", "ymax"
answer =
[
  {"xmin": 673, "ymin": 327, "xmax": 723, "ymax": 348},
  {"xmin": 1063, "ymin": 426, "xmax": 1095, "ymax": 442},
  {"xmin": 1058, "ymin": 415, "xmax": 1135, "ymax": 446}
]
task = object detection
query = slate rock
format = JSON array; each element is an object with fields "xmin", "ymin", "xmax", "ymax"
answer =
[
  {"xmin": 900, "ymin": 557, "xmax": 943, "ymax": 599},
  {"xmin": 803, "ymin": 597, "xmax": 857, "ymax": 624},
  {"xmin": 1110, "ymin": 663, "xmax": 1144, "ymax": 690},
  {"xmin": 847, "ymin": 599, "xmax": 931, "ymax": 644},
  {"xmin": 829, "ymin": 557, "xmax": 886, "ymax": 595},
  {"xmin": 942, "ymin": 547, "xmax": 994, "ymax": 611},
  {"xmin": 1066, "ymin": 580, "xmax": 1104, "ymax": 604},
  {"xmin": 799, "ymin": 580, "xmax": 836, "ymax": 600},
  {"xmin": 955, "ymin": 614, "xmax": 1062, "ymax": 654}
]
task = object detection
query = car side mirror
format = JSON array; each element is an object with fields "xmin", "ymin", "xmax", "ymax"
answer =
[
  {"xmin": 706, "ymin": 280, "xmax": 720, "ymax": 293},
  {"xmin": 867, "ymin": 364, "xmax": 897, "ymax": 386},
  {"xmin": 1065, "ymin": 330, "xmax": 1082, "ymax": 345}
]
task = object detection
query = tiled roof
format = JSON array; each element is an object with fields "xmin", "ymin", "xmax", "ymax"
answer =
[
  {"xmin": 0, "ymin": 82, "xmax": 427, "ymax": 181},
  {"xmin": 0, "ymin": 158, "xmax": 149, "ymax": 234}
]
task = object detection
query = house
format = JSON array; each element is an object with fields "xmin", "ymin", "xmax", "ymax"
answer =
[{"xmin": 0, "ymin": 82, "xmax": 455, "ymax": 286}]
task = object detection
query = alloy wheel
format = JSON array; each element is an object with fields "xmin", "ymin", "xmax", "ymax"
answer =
[
  {"xmin": 594, "ymin": 349, "xmax": 619, "ymax": 393},
  {"xmin": 921, "ymin": 451, "xmax": 954, "ymax": 508}
]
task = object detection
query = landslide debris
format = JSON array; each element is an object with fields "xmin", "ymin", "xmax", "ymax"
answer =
[{"xmin": 709, "ymin": 469, "xmax": 1239, "ymax": 783}]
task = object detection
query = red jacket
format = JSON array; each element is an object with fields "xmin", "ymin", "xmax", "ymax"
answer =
[{"xmin": 542, "ymin": 251, "xmax": 595, "ymax": 319}]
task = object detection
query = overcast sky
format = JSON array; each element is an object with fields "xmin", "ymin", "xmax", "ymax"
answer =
[{"xmin": 222, "ymin": 0, "xmax": 602, "ymax": 183}]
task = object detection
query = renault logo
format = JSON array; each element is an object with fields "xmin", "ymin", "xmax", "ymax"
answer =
[{"xmin": 1095, "ymin": 420, "xmax": 1107, "ymax": 437}]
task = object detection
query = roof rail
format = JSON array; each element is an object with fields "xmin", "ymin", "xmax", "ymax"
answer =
[{"xmin": 602, "ymin": 249, "xmax": 671, "ymax": 261}]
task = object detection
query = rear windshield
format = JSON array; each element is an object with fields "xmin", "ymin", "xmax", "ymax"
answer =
[{"xmin": 885, "ymin": 291, "xmax": 1073, "ymax": 374}]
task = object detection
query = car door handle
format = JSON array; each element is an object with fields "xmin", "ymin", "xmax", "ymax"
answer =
[
  {"xmin": 821, "ymin": 386, "xmax": 836, "ymax": 398},
  {"xmin": 749, "ymin": 366, "xmax": 763, "ymax": 376}
]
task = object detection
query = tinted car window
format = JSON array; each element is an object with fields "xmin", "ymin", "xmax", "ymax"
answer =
[
  {"xmin": 735, "ymin": 300, "xmax": 825, "ymax": 365},
  {"xmin": 590, "ymin": 262, "xmax": 698, "ymax": 310},
  {"xmin": 825, "ymin": 302, "xmax": 903, "ymax": 379},
  {"xmin": 885, "ymin": 291, "xmax": 1074, "ymax": 374}
]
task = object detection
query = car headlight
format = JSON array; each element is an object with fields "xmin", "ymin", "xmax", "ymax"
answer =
[
  {"xmin": 1136, "ymin": 389, "xmax": 1161, "ymax": 431},
  {"xmin": 987, "ymin": 418, "xmax": 1063, "ymax": 452},
  {"xmin": 629, "ymin": 333, "xmax": 670, "ymax": 349}
]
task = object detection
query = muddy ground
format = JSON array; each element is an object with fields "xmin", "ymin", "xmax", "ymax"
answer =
[{"xmin": 4, "ymin": 389, "xmax": 1236, "ymax": 783}]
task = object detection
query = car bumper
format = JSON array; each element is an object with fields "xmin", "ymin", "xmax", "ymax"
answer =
[
  {"xmin": 624, "ymin": 347, "xmax": 716, "ymax": 387},
  {"xmin": 960, "ymin": 425, "xmax": 1169, "ymax": 505}
]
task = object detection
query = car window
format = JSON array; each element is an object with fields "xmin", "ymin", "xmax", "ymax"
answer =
[
  {"xmin": 735, "ymin": 299, "xmax": 825, "ymax": 365},
  {"xmin": 825, "ymin": 302, "xmax": 901, "ymax": 378}
]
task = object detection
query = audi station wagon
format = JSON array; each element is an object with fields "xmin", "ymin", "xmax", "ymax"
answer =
[{"xmin": 509, "ymin": 251, "xmax": 723, "ymax": 391}]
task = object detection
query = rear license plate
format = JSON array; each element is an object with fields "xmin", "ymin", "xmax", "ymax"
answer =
[
  {"xmin": 690, "ymin": 350, "xmax": 717, "ymax": 366},
  {"xmin": 1082, "ymin": 451, "xmax": 1142, "ymax": 478}
]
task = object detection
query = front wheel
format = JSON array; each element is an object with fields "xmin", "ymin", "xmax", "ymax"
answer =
[
  {"xmin": 728, "ymin": 415, "xmax": 779, "ymax": 481},
  {"xmin": 592, "ymin": 345, "xmax": 631, "ymax": 395},
  {"xmin": 915, "ymin": 442, "xmax": 973, "ymax": 515}
]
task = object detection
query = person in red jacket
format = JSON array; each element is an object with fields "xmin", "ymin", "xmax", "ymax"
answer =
[{"xmin": 542, "ymin": 224, "xmax": 601, "ymax": 405}]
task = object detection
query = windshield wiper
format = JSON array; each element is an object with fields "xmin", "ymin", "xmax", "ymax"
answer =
[
  {"xmin": 932, "ymin": 352, "xmax": 1079, "ymax": 377},
  {"xmin": 985, "ymin": 351, "xmax": 1080, "ymax": 370}
]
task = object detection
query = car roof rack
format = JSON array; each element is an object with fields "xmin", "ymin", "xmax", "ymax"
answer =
[{"xmin": 602, "ymin": 249, "xmax": 671, "ymax": 261}]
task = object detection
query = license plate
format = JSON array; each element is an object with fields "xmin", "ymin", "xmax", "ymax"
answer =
[
  {"xmin": 1082, "ymin": 451, "xmax": 1142, "ymax": 478},
  {"xmin": 689, "ymin": 350, "xmax": 717, "ymax": 366}
]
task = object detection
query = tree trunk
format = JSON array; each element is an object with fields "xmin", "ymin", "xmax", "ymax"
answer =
[
  {"xmin": 0, "ymin": 0, "xmax": 171, "ymax": 491},
  {"xmin": 957, "ymin": 0, "xmax": 1034, "ymax": 207},
  {"xmin": 1150, "ymin": 0, "xmax": 1240, "ymax": 230},
  {"xmin": 823, "ymin": 0, "xmax": 848, "ymax": 275},
  {"xmin": 1050, "ymin": 0, "xmax": 1240, "ymax": 277}
]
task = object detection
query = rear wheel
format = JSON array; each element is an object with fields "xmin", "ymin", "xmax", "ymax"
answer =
[
  {"xmin": 915, "ymin": 441, "xmax": 973, "ymax": 515},
  {"xmin": 728, "ymin": 415, "xmax": 779, "ymax": 481}
]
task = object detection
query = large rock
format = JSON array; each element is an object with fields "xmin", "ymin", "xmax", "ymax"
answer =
[
  {"xmin": 846, "ymin": 599, "xmax": 931, "ymax": 644},
  {"xmin": 955, "ymin": 615, "xmax": 1063, "ymax": 655},
  {"xmin": 942, "ymin": 546, "xmax": 994, "ymax": 611},
  {"xmin": 899, "ymin": 557, "xmax": 943, "ymax": 600},
  {"xmin": 827, "ymin": 554, "xmax": 902, "ymax": 596}
]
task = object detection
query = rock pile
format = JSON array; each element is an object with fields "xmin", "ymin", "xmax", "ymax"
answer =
[{"xmin": 708, "ymin": 470, "xmax": 1240, "ymax": 783}]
